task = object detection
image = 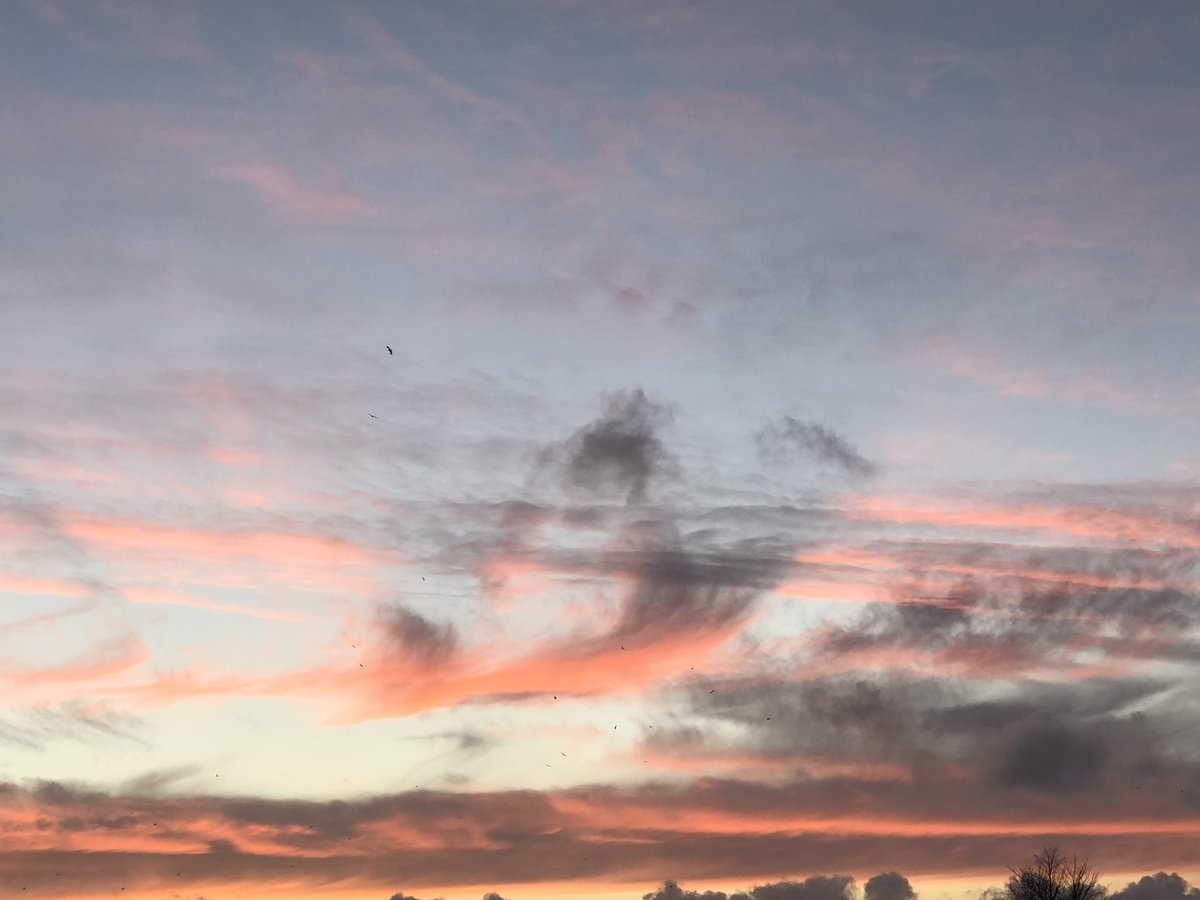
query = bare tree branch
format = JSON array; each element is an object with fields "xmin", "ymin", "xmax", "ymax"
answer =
[{"xmin": 1007, "ymin": 847, "xmax": 1106, "ymax": 900}]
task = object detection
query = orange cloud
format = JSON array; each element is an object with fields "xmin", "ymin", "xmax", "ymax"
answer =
[{"xmin": 334, "ymin": 608, "xmax": 750, "ymax": 723}]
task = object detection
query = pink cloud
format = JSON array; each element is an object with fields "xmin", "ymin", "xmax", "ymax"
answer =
[
  {"xmin": 214, "ymin": 162, "xmax": 387, "ymax": 225},
  {"xmin": 121, "ymin": 587, "xmax": 305, "ymax": 623},
  {"xmin": 3, "ymin": 632, "xmax": 148, "ymax": 692},
  {"xmin": 914, "ymin": 338, "xmax": 1193, "ymax": 415},
  {"xmin": 843, "ymin": 491, "xmax": 1200, "ymax": 549},
  {"xmin": 62, "ymin": 514, "xmax": 391, "ymax": 571}
]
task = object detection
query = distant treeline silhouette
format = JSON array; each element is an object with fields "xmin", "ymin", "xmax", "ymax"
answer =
[{"xmin": 386, "ymin": 850, "xmax": 1200, "ymax": 900}]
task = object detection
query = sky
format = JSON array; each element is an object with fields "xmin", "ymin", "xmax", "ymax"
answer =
[{"xmin": 2, "ymin": 1, "xmax": 1200, "ymax": 898}]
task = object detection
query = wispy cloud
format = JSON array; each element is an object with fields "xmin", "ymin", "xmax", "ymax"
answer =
[
  {"xmin": 756, "ymin": 417, "xmax": 877, "ymax": 478},
  {"xmin": 213, "ymin": 162, "xmax": 388, "ymax": 226},
  {"xmin": 5, "ymin": 2, "xmax": 1200, "ymax": 896},
  {"xmin": 17, "ymin": 0, "xmax": 212, "ymax": 61}
]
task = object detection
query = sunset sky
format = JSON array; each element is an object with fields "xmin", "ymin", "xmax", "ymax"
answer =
[{"xmin": 3, "ymin": 2, "xmax": 1200, "ymax": 899}]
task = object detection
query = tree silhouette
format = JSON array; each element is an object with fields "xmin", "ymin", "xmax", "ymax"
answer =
[{"xmin": 1007, "ymin": 846, "xmax": 1106, "ymax": 900}]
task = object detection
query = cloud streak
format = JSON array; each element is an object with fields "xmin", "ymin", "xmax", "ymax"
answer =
[
  {"xmin": 757, "ymin": 418, "xmax": 877, "ymax": 478},
  {"xmin": 2, "ymin": 776, "xmax": 1199, "ymax": 896}
]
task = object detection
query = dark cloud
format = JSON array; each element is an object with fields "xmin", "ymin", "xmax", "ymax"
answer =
[
  {"xmin": 750, "ymin": 876, "xmax": 856, "ymax": 900},
  {"xmin": 420, "ymin": 730, "xmax": 490, "ymax": 753},
  {"xmin": 603, "ymin": 538, "xmax": 789, "ymax": 650},
  {"xmin": 672, "ymin": 676, "xmax": 931, "ymax": 770},
  {"xmin": 543, "ymin": 388, "xmax": 677, "ymax": 503},
  {"xmin": 671, "ymin": 671, "xmax": 1198, "ymax": 807},
  {"xmin": 119, "ymin": 766, "xmax": 201, "ymax": 796},
  {"xmin": 379, "ymin": 604, "xmax": 458, "ymax": 666},
  {"xmin": 7, "ymin": 774, "xmax": 1200, "ymax": 897},
  {"xmin": 642, "ymin": 877, "xmax": 856, "ymax": 900},
  {"xmin": 482, "ymin": 894, "xmax": 510, "ymax": 900},
  {"xmin": 458, "ymin": 511, "xmax": 795, "ymax": 664},
  {"xmin": 756, "ymin": 417, "xmax": 876, "ymax": 477},
  {"xmin": 1111, "ymin": 874, "xmax": 1200, "ymax": 900},
  {"xmin": 995, "ymin": 718, "xmax": 1108, "ymax": 793},
  {"xmin": 58, "ymin": 813, "xmax": 136, "ymax": 831},
  {"xmin": 827, "ymin": 539, "xmax": 1200, "ymax": 593},
  {"xmin": 865, "ymin": 872, "xmax": 917, "ymax": 900},
  {"xmin": 643, "ymin": 881, "xmax": 740, "ymax": 900},
  {"xmin": 644, "ymin": 877, "xmax": 856, "ymax": 900},
  {"xmin": 816, "ymin": 572, "xmax": 1200, "ymax": 675}
]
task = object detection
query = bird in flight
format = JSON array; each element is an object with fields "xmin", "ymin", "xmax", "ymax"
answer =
[
  {"xmin": 369, "ymin": 414, "xmax": 378, "ymax": 419},
  {"xmin": 386, "ymin": 346, "xmax": 393, "ymax": 355}
]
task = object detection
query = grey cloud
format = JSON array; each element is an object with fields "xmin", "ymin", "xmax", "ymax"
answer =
[
  {"xmin": 403, "ymin": 730, "xmax": 493, "ymax": 757},
  {"xmin": 542, "ymin": 388, "xmax": 677, "ymax": 503},
  {"xmin": 1019, "ymin": 585, "xmax": 1200, "ymax": 635},
  {"xmin": 674, "ymin": 673, "xmax": 1198, "ymax": 802},
  {"xmin": 643, "ymin": 881, "xmax": 739, "ymax": 900},
  {"xmin": 756, "ymin": 417, "xmax": 876, "ymax": 478},
  {"xmin": 120, "ymin": 766, "xmax": 204, "ymax": 796},
  {"xmin": 0, "ymin": 721, "xmax": 44, "ymax": 751},
  {"xmin": 59, "ymin": 813, "xmax": 137, "ymax": 831},
  {"xmin": 0, "ymin": 702, "xmax": 146, "ymax": 752},
  {"xmin": 818, "ymin": 574, "xmax": 1200, "ymax": 674},
  {"xmin": 865, "ymin": 873, "xmax": 916, "ymax": 900},
  {"xmin": 604, "ymin": 539, "xmax": 788, "ymax": 650},
  {"xmin": 644, "ymin": 877, "xmax": 857, "ymax": 900},
  {"xmin": 995, "ymin": 718, "xmax": 1108, "ymax": 793},
  {"xmin": 379, "ymin": 604, "xmax": 458, "ymax": 667},
  {"xmin": 6, "ymin": 776, "xmax": 1200, "ymax": 896},
  {"xmin": 29, "ymin": 780, "xmax": 108, "ymax": 806},
  {"xmin": 456, "ymin": 509, "xmax": 795, "ymax": 667},
  {"xmin": 750, "ymin": 876, "xmax": 856, "ymax": 900},
  {"xmin": 676, "ymin": 676, "xmax": 929, "ymax": 768},
  {"xmin": 439, "ymin": 731, "xmax": 491, "ymax": 752},
  {"xmin": 1111, "ymin": 874, "xmax": 1200, "ymax": 900}
]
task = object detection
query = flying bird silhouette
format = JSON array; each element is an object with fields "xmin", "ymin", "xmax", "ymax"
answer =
[{"xmin": 386, "ymin": 346, "xmax": 393, "ymax": 355}]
